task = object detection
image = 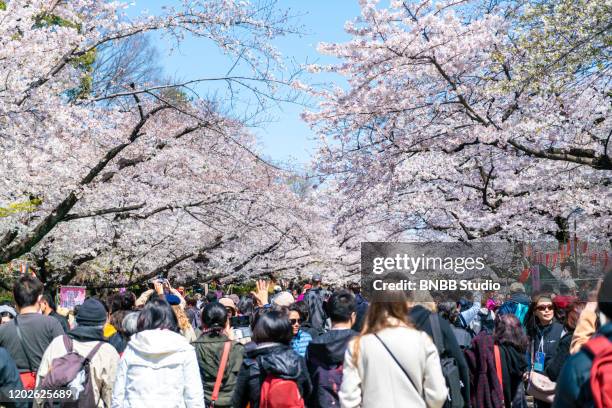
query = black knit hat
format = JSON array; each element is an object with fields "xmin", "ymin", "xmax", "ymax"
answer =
[
  {"xmin": 598, "ymin": 271, "xmax": 612, "ymax": 320},
  {"xmin": 76, "ymin": 298, "xmax": 108, "ymax": 326}
]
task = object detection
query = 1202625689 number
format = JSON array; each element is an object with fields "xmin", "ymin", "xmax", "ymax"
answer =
[{"xmin": 4, "ymin": 388, "xmax": 74, "ymax": 401}]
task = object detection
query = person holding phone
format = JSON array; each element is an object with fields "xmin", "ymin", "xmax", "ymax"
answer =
[
  {"xmin": 193, "ymin": 302, "xmax": 244, "ymax": 408},
  {"xmin": 135, "ymin": 279, "xmax": 186, "ymax": 309}
]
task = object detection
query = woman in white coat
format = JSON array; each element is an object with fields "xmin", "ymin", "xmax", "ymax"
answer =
[
  {"xmin": 339, "ymin": 289, "xmax": 448, "ymax": 408},
  {"xmin": 111, "ymin": 296, "xmax": 204, "ymax": 408}
]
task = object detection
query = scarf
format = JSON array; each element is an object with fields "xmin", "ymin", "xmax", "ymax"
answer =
[
  {"xmin": 498, "ymin": 344, "xmax": 528, "ymax": 408},
  {"xmin": 68, "ymin": 325, "xmax": 107, "ymax": 342}
]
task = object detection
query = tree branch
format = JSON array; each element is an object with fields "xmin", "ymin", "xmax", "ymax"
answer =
[
  {"xmin": 0, "ymin": 229, "xmax": 18, "ymax": 249},
  {"xmin": 86, "ymin": 76, "xmax": 292, "ymax": 103},
  {"xmin": 508, "ymin": 139, "xmax": 611, "ymax": 170},
  {"xmin": 63, "ymin": 203, "xmax": 146, "ymax": 222},
  {"xmin": 85, "ymin": 236, "xmax": 230, "ymax": 289},
  {"xmin": 232, "ymin": 233, "xmax": 287, "ymax": 273},
  {"xmin": 80, "ymin": 105, "xmax": 169, "ymax": 185},
  {"xmin": 59, "ymin": 252, "xmax": 99, "ymax": 286},
  {"xmin": 0, "ymin": 105, "xmax": 169, "ymax": 264}
]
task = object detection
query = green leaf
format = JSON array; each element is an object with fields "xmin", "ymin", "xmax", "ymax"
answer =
[{"xmin": 0, "ymin": 198, "xmax": 43, "ymax": 218}]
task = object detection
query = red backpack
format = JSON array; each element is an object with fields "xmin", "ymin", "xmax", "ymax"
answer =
[
  {"xmin": 584, "ymin": 336, "xmax": 612, "ymax": 408},
  {"xmin": 259, "ymin": 374, "xmax": 304, "ymax": 408}
]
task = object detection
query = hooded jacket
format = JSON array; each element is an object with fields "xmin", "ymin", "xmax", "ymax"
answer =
[
  {"xmin": 231, "ymin": 342, "xmax": 312, "ymax": 408},
  {"xmin": 553, "ymin": 323, "xmax": 612, "ymax": 408},
  {"xmin": 111, "ymin": 329, "xmax": 204, "ymax": 408},
  {"xmin": 306, "ymin": 328, "xmax": 357, "ymax": 408},
  {"xmin": 192, "ymin": 333, "xmax": 244, "ymax": 408},
  {"xmin": 36, "ymin": 326, "xmax": 119, "ymax": 408}
]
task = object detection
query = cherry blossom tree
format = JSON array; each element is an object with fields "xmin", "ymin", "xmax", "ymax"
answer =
[
  {"xmin": 305, "ymin": 0, "xmax": 611, "ymax": 246},
  {"xmin": 0, "ymin": 0, "xmax": 338, "ymax": 287}
]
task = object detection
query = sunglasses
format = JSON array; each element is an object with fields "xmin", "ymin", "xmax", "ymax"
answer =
[
  {"xmin": 289, "ymin": 318, "xmax": 302, "ymax": 325},
  {"xmin": 0, "ymin": 312, "xmax": 13, "ymax": 318},
  {"xmin": 536, "ymin": 305, "xmax": 554, "ymax": 311}
]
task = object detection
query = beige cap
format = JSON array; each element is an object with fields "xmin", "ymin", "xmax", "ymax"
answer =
[
  {"xmin": 509, "ymin": 282, "xmax": 526, "ymax": 294},
  {"xmin": 219, "ymin": 297, "xmax": 237, "ymax": 312},
  {"xmin": 273, "ymin": 291, "xmax": 295, "ymax": 307}
]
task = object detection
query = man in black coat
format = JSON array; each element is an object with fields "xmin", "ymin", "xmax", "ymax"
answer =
[
  {"xmin": 307, "ymin": 290, "xmax": 359, "ymax": 408},
  {"xmin": 40, "ymin": 292, "xmax": 69, "ymax": 333},
  {"xmin": 303, "ymin": 273, "xmax": 328, "ymax": 332},
  {"xmin": 410, "ymin": 304, "xmax": 471, "ymax": 407},
  {"xmin": 349, "ymin": 282, "xmax": 368, "ymax": 332}
]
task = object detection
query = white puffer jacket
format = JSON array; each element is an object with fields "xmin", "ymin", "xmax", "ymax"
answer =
[{"xmin": 111, "ymin": 329, "xmax": 205, "ymax": 408}]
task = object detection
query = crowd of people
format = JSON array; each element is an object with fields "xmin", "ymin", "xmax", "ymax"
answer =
[{"xmin": 0, "ymin": 270, "xmax": 610, "ymax": 408}]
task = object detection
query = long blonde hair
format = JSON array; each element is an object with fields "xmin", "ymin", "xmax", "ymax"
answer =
[
  {"xmin": 352, "ymin": 288, "xmax": 412, "ymax": 366},
  {"xmin": 171, "ymin": 305, "xmax": 192, "ymax": 332}
]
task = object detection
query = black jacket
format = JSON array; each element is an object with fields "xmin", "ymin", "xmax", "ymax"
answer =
[
  {"xmin": 306, "ymin": 329, "xmax": 357, "ymax": 408},
  {"xmin": 545, "ymin": 329, "xmax": 572, "ymax": 381},
  {"xmin": 231, "ymin": 343, "xmax": 312, "ymax": 408},
  {"xmin": 410, "ymin": 305, "xmax": 471, "ymax": 407},
  {"xmin": 530, "ymin": 321, "xmax": 564, "ymax": 372},
  {"xmin": 68, "ymin": 325, "xmax": 107, "ymax": 342},
  {"xmin": 352, "ymin": 294, "xmax": 368, "ymax": 332},
  {"xmin": 304, "ymin": 288, "xmax": 327, "ymax": 331},
  {"xmin": 49, "ymin": 311, "xmax": 69, "ymax": 333},
  {"xmin": 498, "ymin": 344, "xmax": 528, "ymax": 408},
  {"xmin": 509, "ymin": 292, "xmax": 530, "ymax": 305},
  {"xmin": 300, "ymin": 322, "xmax": 323, "ymax": 339}
]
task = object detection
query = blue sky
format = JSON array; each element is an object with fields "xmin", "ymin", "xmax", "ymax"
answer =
[{"xmin": 126, "ymin": 1, "xmax": 362, "ymax": 168}]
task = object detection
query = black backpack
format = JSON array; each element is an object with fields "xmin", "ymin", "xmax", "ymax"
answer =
[
  {"xmin": 305, "ymin": 288, "xmax": 327, "ymax": 331},
  {"xmin": 429, "ymin": 315, "xmax": 465, "ymax": 408},
  {"xmin": 450, "ymin": 324, "xmax": 473, "ymax": 350}
]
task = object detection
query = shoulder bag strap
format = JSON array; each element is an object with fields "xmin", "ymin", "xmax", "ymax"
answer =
[
  {"xmin": 493, "ymin": 345, "xmax": 503, "ymax": 389},
  {"xmin": 429, "ymin": 314, "xmax": 445, "ymax": 355},
  {"xmin": 84, "ymin": 341, "xmax": 105, "ymax": 362},
  {"xmin": 374, "ymin": 333, "xmax": 421, "ymax": 397},
  {"xmin": 14, "ymin": 316, "xmax": 34, "ymax": 372},
  {"xmin": 458, "ymin": 313, "xmax": 468, "ymax": 329},
  {"xmin": 211, "ymin": 341, "xmax": 232, "ymax": 406},
  {"xmin": 529, "ymin": 339, "xmax": 535, "ymax": 370},
  {"xmin": 62, "ymin": 334, "xmax": 73, "ymax": 353}
]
